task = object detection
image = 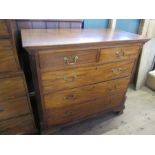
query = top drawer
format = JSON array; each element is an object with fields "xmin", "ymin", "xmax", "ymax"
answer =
[
  {"xmin": 38, "ymin": 49, "xmax": 98, "ymax": 71},
  {"xmin": 99, "ymin": 45, "xmax": 140, "ymax": 63},
  {"xmin": 0, "ymin": 20, "xmax": 9, "ymax": 37}
]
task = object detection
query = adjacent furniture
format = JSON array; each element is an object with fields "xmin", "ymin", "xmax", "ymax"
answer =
[
  {"xmin": 0, "ymin": 20, "xmax": 36, "ymax": 134},
  {"xmin": 21, "ymin": 29, "xmax": 148, "ymax": 134}
]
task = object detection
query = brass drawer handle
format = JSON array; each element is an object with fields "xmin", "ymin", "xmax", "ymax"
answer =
[
  {"xmin": 115, "ymin": 50, "xmax": 125, "ymax": 58},
  {"xmin": 64, "ymin": 94, "xmax": 76, "ymax": 100},
  {"xmin": 112, "ymin": 68, "xmax": 122, "ymax": 74},
  {"xmin": 64, "ymin": 56, "xmax": 78, "ymax": 65},
  {"xmin": 64, "ymin": 75, "xmax": 77, "ymax": 82}
]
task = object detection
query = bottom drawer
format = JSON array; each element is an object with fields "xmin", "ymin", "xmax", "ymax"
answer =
[
  {"xmin": 0, "ymin": 114, "xmax": 36, "ymax": 135},
  {"xmin": 46, "ymin": 94, "xmax": 125, "ymax": 126}
]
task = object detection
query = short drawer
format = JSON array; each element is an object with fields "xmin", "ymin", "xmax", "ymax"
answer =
[
  {"xmin": 0, "ymin": 114, "xmax": 36, "ymax": 135},
  {"xmin": 41, "ymin": 60, "xmax": 134, "ymax": 93},
  {"xmin": 46, "ymin": 94, "xmax": 125, "ymax": 126},
  {"xmin": 38, "ymin": 49, "xmax": 98, "ymax": 71},
  {"xmin": 0, "ymin": 39, "xmax": 12, "ymax": 49},
  {"xmin": 99, "ymin": 45, "xmax": 140, "ymax": 63},
  {"xmin": 0, "ymin": 96, "xmax": 30, "ymax": 121},
  {"xmin": 0, "ymin": 74, "xmax": 27, "ymax": 101},
  {"xmin": 0, "ymin": 20, "xmax": 9, "ymax": 36},
  {"xmin": 0, "ymin": 49, "xmax": 18, "ymax": 73},
  {"xmin": 44, "ymin": 77, "xmax": 129, "ymax": 109}
]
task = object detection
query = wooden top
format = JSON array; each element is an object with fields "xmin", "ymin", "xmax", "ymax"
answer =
[{"xmin": 21, "ymin": 29, "xmax": 149, "ymax": 48}]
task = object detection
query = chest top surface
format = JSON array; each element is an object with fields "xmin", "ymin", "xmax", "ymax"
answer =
[{"xmin": 21, "ymin": 29, "xmax": 148, "ymax": 49}]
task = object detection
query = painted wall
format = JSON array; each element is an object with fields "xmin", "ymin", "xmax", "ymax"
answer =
[
  {"xmin": 115, "ymin": 19, "xmax": 141, "ymax": 33},
  {"xmin": 84, "ymin": 19, "xmax": 141, "ymax": 34},
  {"xmin": 84, "ymin": 19, "xmax": 109, "ymax": 28}
]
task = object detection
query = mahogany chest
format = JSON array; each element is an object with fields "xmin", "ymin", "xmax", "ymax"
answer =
[
  {"xmin": 0, "ymin": 20, "xmax": 36, "ymax": 134},
  {"xmin": 21, "ymin": 29, "xmax": 148, "ymax": 134}
]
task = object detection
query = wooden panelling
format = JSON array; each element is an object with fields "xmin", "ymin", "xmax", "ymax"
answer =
[
  {"xmin": 41, "ymin": 60, "xmax": 134, "ymax": 93},
  {"xmin": 39, "ymin": 49, "xmax": 98, "ymax": 71},
  {"xmin": 0, "ymin": 114, "xmax": 36, "ymax": 135},
  {"xmin": 0, "ymin": 96, "xmax": 30, "ymax": 121}
]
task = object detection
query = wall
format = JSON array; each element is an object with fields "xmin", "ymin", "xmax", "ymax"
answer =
[
  {"xmin": 115, "ymin": 19, "xmax": 141, "ymax": 33},
  {"xmin": 84, "ymin": 19, "xmax": 109, "ymax": 28},
  {"xmin": 84, "ymin": 19, "xmax": 141, "ymax": 34}
]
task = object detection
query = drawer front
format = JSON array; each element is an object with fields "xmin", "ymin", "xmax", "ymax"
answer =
[
  {"xmin": 100, "ymin": 45, "xmax": 140, "ymax": 63},
  {"xmin": 0, "ymin": 75, "xmax": 27, "ymax": 101},
  {"xmin": 0, "ymin": 96, "xmax": 30, "ymax": 121},
  {"xmin": 44, "ymin": 78, "xmax": 129, "ymax": 109},
  {"xmin": 46, "ymin": 94, "xmax": 124, "ymax": 126},
  {"xmin": 0, "ymin": 20, "xmax": 9, "ymax": 36},
  {"xmin": 0, "ymin": 114, "xmax": 36, "ymax": 135},
  {"xmin": 38, "ymin": 49, "xmax": 98, "ymax": 71},
  {"xmin": 0, "ymin": 49, "xmax": 18, "ymax": 73},
  {"xmin": 0, "ymin": 39, "xmax": 12, "ymax": 49},
  {"xmin": 41, "ymin": 60, "xmax": 134, "ymax": 93}
]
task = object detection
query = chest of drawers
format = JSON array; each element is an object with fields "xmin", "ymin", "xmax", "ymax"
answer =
[
  {"xmin": 0, "ymin": 20, "xmax": 36, "ymax": 134},
  {"xmin": 21, "ymin": 29, "xmax": 148, "ymax": 134}
]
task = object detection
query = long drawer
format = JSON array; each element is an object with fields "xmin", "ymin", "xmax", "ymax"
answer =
[
  {"xmin": 0, "ymin": 49, "xmax": 18, "ymax": 73},
  {"xmin": 46, "ymin": 94, "xmax": 125, "ymax": 126},
  {"xmin": 44, "ymin": 77, "xmax": 129, "ymax": 109},
  {"xmin": 41, "ymin": 60, "xmax": 134, "ymax": 93},
  {"xmin": 0, "ymin": 96, "xmax": 30, "ymax": 121},
  {"xmin": 0, "ymin": 114, "xmax": 36, "ymax": 135},
  {"xmin": 99, "ymin": 45, "xmax": 140, "ymax": 63},
  {"xmin": 0, "ymin": 73, "xmax": 27, "ymax": 101}
]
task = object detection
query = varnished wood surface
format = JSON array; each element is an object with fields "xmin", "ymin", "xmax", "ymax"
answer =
[
  {"xmin": 41, "ymin": 60, "xmax": 134, "ymax": 93},
  {"xmin": 0, "ymin": 20, "xmax": 10, "ymax": 37},
  {"xmin": 0, "ymin": 20, "xmax": 37, "ymax": 135},
  {"xmin": 21, "ymin": 28, "xmax": 149, "ymax": 133},
  {"xmin": 21, "ymin": 29, "xmax": 148, "ymax": 48},
  {"xmin": 0, "ymin": 49, "xmax": 18, "ymax": 73},
  {"xmin": 44, "ymin": 77, "xmax": 129, "ymax": 109},
  {"xmin": 39, "ymin": 49, "xmax": 98, "ymax": 71},
  {"xmin": 0, "ymin": 75, "xmax": 27, "ymax": 102},
  {"xmin": 0, "ymin": 114, "xmax": 36, "ymax": 135},
  {"xmin": 46, "ymin": 94, "xmax": 125, "ymax": 126},
  {"xmin": 0, "ymin": 96, "xmax": 30, "ymax": 121}
]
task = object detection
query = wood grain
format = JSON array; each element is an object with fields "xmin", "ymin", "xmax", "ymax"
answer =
[
  {"xmin": 46, "ymin": 94, "xmax": 125, "ymax": 126},
  {"xmin": 21, "ymin": 29, "xmax": 148, "ymax": 48},
  {"xmin": 41, "ymin": 60, "xmax": 134, "ymax": 93},
  {"xmin": 0, "ymin": 114, "xmax": 36, "ymax": 135},
  {"xmin": 44, "ymin": 77, "xmax": 129, "ymax": 109},
  {"xmin": 0, "ymin": 96, "xmax": 30, "ymax": 121},
  {"xmin": 0, "ymin": 49, "xmax": 18, "ymax": 73},
  {"xmin": 39, "ymin": 49, "xmax": 98, "ymax": 71}
]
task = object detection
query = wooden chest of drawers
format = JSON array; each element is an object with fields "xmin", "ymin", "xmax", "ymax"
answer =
[
  {"xmin": 0, "ymin": 20, "xmax": 36, "ymax": 134},
  {"xmin": 21, "ymin": 29, "xmax": 148, "ymax": 134}
]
